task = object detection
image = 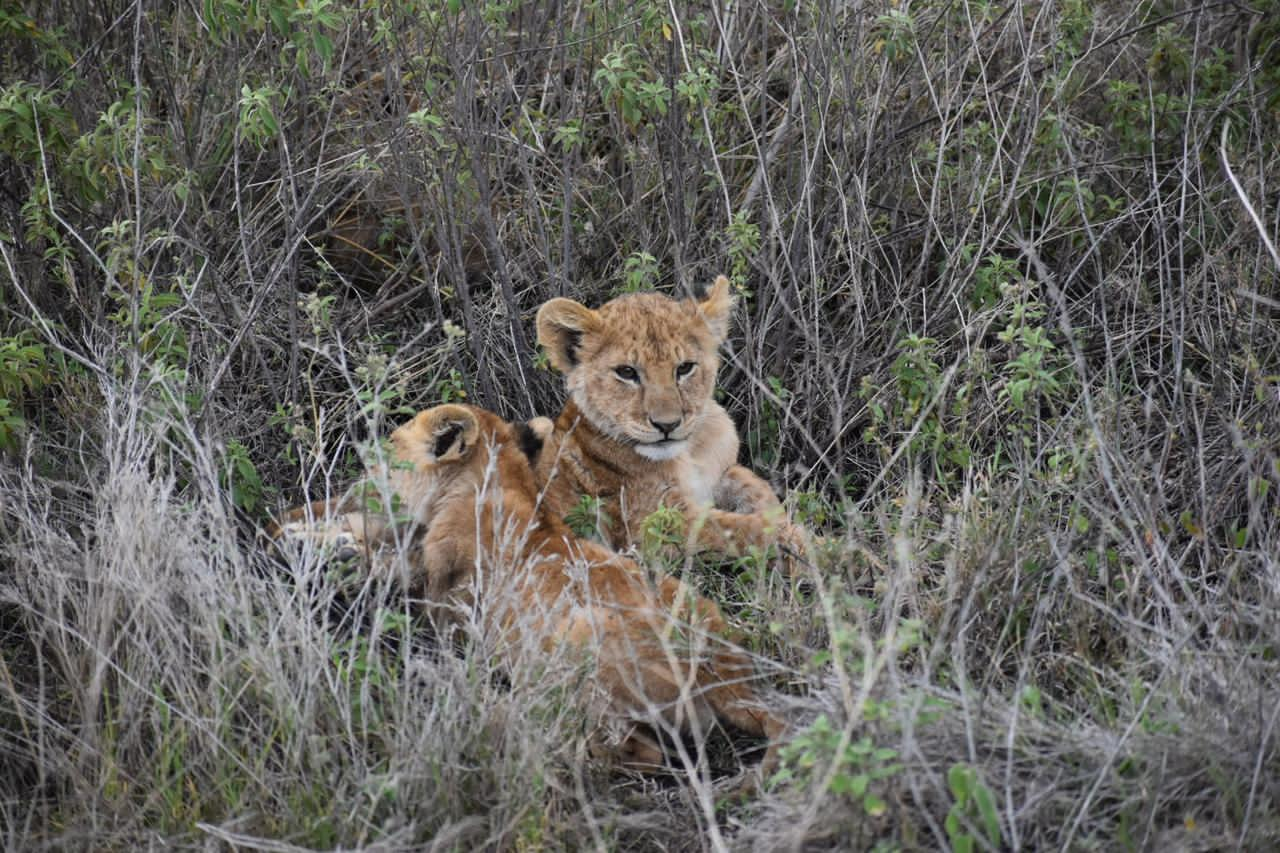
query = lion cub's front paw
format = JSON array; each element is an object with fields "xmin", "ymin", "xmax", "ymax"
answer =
[
  {"xmin": 276, "ymin": 519, "xmax": 364, "ymax": 563},
  {"xmin": 771, "ymin": 518, "xmax": 814, "ymax": 577},
  {"xmin": 330, "ymin": 530, "xmax": 362, "ymax": 563}
]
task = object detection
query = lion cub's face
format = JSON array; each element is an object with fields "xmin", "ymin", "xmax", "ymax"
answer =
[{"xmin": 536, "ymin": 277, "xmax": 734, "ymax": 461}]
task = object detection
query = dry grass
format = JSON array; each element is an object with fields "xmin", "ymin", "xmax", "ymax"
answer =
[{"xmin": 1, "ymin": 0, "xmax": 1278, "ymax": 849}]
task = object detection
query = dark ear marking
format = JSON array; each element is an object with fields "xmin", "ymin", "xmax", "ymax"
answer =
[
  {"xmin": 514, "ymin": 421, "xmax": 545, "ymax": 461},
  {"xmin": 564, "ymin": 331, "xmax": 582, "ymax": 368},
  {"xmin": 433, "ymin": 422, "xmax": 465, "ymax": 458},
  {"xmin": 536, "ymin": 298, "xmax": 601, "ymax": 372}
]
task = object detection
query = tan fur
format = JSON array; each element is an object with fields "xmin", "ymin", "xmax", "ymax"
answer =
[
  {"xmin": 273, "ymin": 404, "xmax": 784, "ymax": 775},
  {"xmin": 265, "ymin": 496, "xmax": 389, "ymax": 563},
  {"xmin": 534, "ymin": 276, "xmax": 808, "ymax": 570}
]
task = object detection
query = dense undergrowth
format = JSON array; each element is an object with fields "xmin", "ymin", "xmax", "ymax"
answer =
[{"xmin": 1, "ymin": 0, "xmax": 1278, "ymax": 849}]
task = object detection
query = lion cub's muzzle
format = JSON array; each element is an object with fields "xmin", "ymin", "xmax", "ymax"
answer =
[{"xmin": 632, "ymin": 436, "xmax": 689, "ymax": 461}]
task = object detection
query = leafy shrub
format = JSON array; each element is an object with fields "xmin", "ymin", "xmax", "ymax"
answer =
[{"xmin": 1, "ymin": 0, "xmax": 1277, "ymax": 848}]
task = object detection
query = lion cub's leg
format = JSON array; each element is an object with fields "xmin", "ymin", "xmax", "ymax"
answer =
[
  {"xmin": 648, "ymin": 575, "xmax": 786, "ymax": 767},
  {"xmin": 678, "ymin": 506, "xmax": 810, "ymax": 576},
  {"xmin": 268, "ymin": 495, "xmax": 400, "ymax": 571},
  {"xmin": 590, "ymin": 724, "xmax": 667, "ymax": 771},
  {"xmin": 265, "ymin": 496, "xmax": 350, "ymax": 541},
  {"xmin": 713, "ymin": 467, "xmax": 830, "ymax": 581},
  {"xmin": 269, "ymin": 497, "xmax": 359, "ymax": 557},
  {"xmin": 714, "ymin": 463, "xmax": 781, "ymax": 514}
]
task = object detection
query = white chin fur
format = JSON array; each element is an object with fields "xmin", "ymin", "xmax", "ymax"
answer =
[{"xmin": 634, "ymin": 441, "xmax": 687, "ymax": 461}]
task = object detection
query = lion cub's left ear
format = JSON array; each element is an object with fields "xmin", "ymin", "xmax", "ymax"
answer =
[
  {"xmin": 696, "ymin": 275, "xmax": 734, "ymax": 342},
  {"xmin": 415, "ymin": 404, "xmax": 480, "ymax": 463},
  {"xmin": 536, "ymin": 298, "xmax": 602, "ymax": 372}
]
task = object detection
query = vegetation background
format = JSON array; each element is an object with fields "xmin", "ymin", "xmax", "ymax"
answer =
[{"xmin": 1, "ymin": 0, "xmax": 1278, "ymax": 849}]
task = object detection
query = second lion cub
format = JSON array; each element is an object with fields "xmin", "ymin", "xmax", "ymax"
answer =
[
  {"xmin": 534, "ymin": 276, "xmax": 809, "ymax": 571},
  {"xmin": 277, "ymin": 403, "xmax": 785, "ymax": 775}
]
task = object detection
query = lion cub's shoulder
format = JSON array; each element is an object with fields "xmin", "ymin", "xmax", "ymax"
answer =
[{"xmin": 679, "ymin": 402, "xmax": 739, "ymax": 507}]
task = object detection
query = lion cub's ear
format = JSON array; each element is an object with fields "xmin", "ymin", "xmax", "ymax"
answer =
[
  {"xmin": 536, "ymin": 298, "xmax": 602, "ymax": 372},
  {"xmin": 696, "ymin": 275, "xmax": 734, "ymax": 342},
  {"xmin": 415, "ymin": 404, "xmax": 480, "ymax": 463}
]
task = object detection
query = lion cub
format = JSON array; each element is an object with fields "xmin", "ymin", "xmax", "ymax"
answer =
[
  {"xmin": 278, "ymin": 403, "xmax": 784, "ymax": 774},
  {"xmin": 534, "ymin": 276, "xmax": 808, "ymax": 571}
]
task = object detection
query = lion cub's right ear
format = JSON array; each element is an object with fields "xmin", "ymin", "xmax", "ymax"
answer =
[
  {"xmin": 536, "ymin": 298, "xmax": 602, "ymax": 372},
  {"xmin": 696, "ymin": 275, "xmax": 734, "ymax": 343},
  {"xmin": 411, "ymin": 404, "xmax": 480, "ymax": 463}
]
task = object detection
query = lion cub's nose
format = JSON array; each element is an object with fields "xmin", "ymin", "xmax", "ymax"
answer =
[{"xmin": 649, "ymin": 417, "xmax": 681, "ymax": 437}]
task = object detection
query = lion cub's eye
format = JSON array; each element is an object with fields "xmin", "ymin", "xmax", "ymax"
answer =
[
  {"xmin": 613, "ymin": 365, "xmax": 640, "ymax": 383},
  {"xmin": 675, "ymin": 361, "xmax": 698, "ymax": 380}
]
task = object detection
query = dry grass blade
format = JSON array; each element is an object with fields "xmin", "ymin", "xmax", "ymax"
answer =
[{"xmin": 0, "ymin": 0, "xmax": 1277, "ymax": 849}]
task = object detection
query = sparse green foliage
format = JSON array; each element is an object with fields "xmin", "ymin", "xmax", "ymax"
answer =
[
  {"xmin": 772, "ymin": 713, "xmax": 902, "ymax": 818},
  {"xmin": 790, "ymin": 489, "xmax": 836, "ymax": 529},
  {"xmin": 0, "ymin": 330, "xmax": 50, "ymax": 450},
  {"xmin": 434, "ymin": 367, "xmax": 467, "ymax": 403},
  {"xmin": 407, "ymin": 108, "xmax": 447, "ymax": 147},
  {"xmin": 889, "ymin": 334, "xmax": 941, "ymax": 419},
  {"xmin": 862, "ymin": 333, "xmax": 974, "ymax": 480},
  {"xmin": 221, "ymin": 439, "xmax": 266, "ymax": 514},
  {"xmin": 1, "ymin": 0, "xmax": 1278, "ymax": 848},
  {"xmin": 238, "ymin": 84, "xmax": 282, "ymax": 148},
  {"xmin": 675, "ymin": 52, "xmax": 717, "ymax": 109},
  {"xmin": 725, "ymin": 211, "xmax": 761, "ymax": 288},
  {"xmin": 204, "ymin": 0, "xmax": 344, "ymax": 74},
  {"xmin": 299, "ymin": 290, "xmax": 337, "ymax": 336},
  {"xmin": 551, "ymin": 119, "xmax": 583, "ymax": 153},
  {"xmin": 945, "ymin": 764, "xmax": 1002, "ymax": 853},
  {"xmin": 565, "ymin": 493, "xmax": 612, "ymax": 541},
  {"xmin": 873, "ymin": 8, "xmax": 916, "ymax": 62},
  {"xmin": 747, "ymin": 376, "xmax": 790, "ymax": 468},
  {"xmin": 640, "ymin": 503, "xmax": 685, "ymax": 563},
  {"xmin": 619, "ymin": 250, "xmax": 659, "ymax": 293},
  {"xmin": 594, "ymin": 44, "xmax": 669, "ymax": 130},
  {"xmin": 994, "ymin": 283, "xmax": 1067, "ymax": 416},
  {"xmin": 107, "ymin": 280, "xmax": 189, "ymax": 371},
  {"xmin": 0, "ymin": 80, "xmax": 73, "ymax": 165}
]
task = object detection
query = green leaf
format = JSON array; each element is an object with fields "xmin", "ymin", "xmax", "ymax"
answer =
[
  {"xmin": 1020, "ymin": 684, "xmax": 1043, "ymax": 717},
  {"xmin": 268, "ymin": 4, "xmax": 288, "ymax": 34},
  {"xmin": 313, "ymin": 32, "xmax": 333, "ymax": 64},
  {"xmin": 972, "ymin": 781, "xmax": 1001, "ymax": 844},
  {"xmin": 830, "ymin": 772, "xmax": 869, "ymax": 797},
  {"xmin": 948, "ymin": 764, "xmax": 972, "ymax": 802}
]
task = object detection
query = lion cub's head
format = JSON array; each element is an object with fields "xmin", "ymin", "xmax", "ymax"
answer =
[
  {"xmin": 384, "ymin": 404, "xmax": 486, "ymax": 507},
  {"xmin": 386, "ymin": 403, "xmax": 545, "ymax": 515},
  {"xmin": 536, "ymin": 276, "xmax": 733, "ymax": 461}
]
